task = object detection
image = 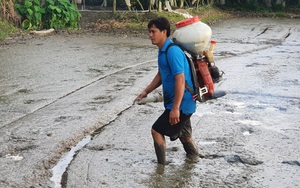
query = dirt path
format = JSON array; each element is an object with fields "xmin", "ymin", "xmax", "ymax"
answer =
[{"xmin": 0, "ymin": 18, "xmax": 299, "ymax": 188}]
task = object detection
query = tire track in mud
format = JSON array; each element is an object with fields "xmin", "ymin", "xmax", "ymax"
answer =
[
  {"xmin": 49, "ymin": 57, "xmax": 165, "ymax": 187},
  {"xmin": 0, "ymin": 57, "xmax": 157, "ymax": 187},
  {"xmin": 0, "ymin": 59, "xmax": 156, "ymax": 131},
  {"xmin": 217, "ymin": 26, "xmax": 292, "ymax": 59},
  {"xmin": 49, "ymin": 59, "xmax": 162, "ymax": 187},
  {"xmin": 52, "ymin": 105, "xmax": 133, "ymax": 188}
]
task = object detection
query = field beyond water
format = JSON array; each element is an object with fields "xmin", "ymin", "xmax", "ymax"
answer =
[{"xmin": 1, "ymin": 5, "xmax": 300, "ymax": 43}]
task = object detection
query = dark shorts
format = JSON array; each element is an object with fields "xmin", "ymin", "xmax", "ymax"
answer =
[{"xmin": 152, "ymin": 109, "xmax": 192, "ymax": 141}]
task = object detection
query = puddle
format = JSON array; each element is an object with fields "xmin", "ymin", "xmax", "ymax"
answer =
[{"xmin": 50, "ymin": 136, "xmax": 92, "ymax": 188}]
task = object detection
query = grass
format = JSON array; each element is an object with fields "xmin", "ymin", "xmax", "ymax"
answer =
[
  {"xmin": 188, "ymin": 6, "xmax": 231, "ymax": 23},
  {"xmin": 0, "ymin": 18, "xmax": 18, "ymax": 40},
  {"xmin": 110, "ymin": 6, "xmax": 229, "ymax": 32},
  {"xmin": 124, "ymin": 11, "xmax": 186, "ymax": 31}
]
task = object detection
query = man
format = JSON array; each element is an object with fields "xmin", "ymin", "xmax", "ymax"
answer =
[{"xmin": 134, "ymin": 17, "xmax": 199, "ymax": 165}]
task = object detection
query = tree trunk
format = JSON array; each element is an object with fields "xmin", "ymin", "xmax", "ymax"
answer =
[
  {"xmin": 180, "ymin": 0, "xmax": 184, "ymax": 8},
  {"xmin": 149, "ymin": 0, "xmax": 155, "ymax": 12},
  {"xmin": 158, "ymin": 1, "xmax": 162, "ymax": 12},
  {"xmin": 136, "ymin": 0, "xmax": 144, "ymax": 10},
  {"xmin": 165, "ymin": 1, "xmax": 172, "ymax": 11},
  {"xmin": 113, "ymin": 0, "xmax": 116, "ymax": 13},
  {"xmin": 220, "ymin": 0, "xmax": 225, "ymax": 5},
  {"xmin": 100, "ymin": 0, "xmax": 107, "ymax": 7},
  {"xmin": 276, "ymin": 0, "xmax": 286, "ymax": 7},
  {"xmin": 125, "ymin": 0, "xmax": 131, "ymax": 10},
  {"xmin": 173, "ymin": 0, "xmax": 177, "ymax": 7},
  {"xmin": 149, "ymin": 0, "xmax": 152, "ymax": 12}
]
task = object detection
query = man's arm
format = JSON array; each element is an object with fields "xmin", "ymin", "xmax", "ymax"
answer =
[
  {"xmin": 143, "ymin": 71, "xmax": 162, "ymax": 95},
  {"xmin": 169, "ymin": 73, "xmax": 185, "ymax": 125},
  {"xmin": 134, "ymin": 71, "xmax": 162, "ymax": 103}
]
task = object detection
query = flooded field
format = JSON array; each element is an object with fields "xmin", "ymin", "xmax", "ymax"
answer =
[{"xmin": 0, "ymin": 18, "xmax": 299, "ymax": 187}]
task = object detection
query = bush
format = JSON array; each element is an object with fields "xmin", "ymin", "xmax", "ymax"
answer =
[
  {"xmin": 43, "ymin": 0, "xmax": 81, "ymax": 29},
  {"xmin": 14, "ymin": 0, "xmax": 81, "ymax": 30},
  {"xmin": 14, "ymin": 0, "xmax": 45, "ymax": 29}
]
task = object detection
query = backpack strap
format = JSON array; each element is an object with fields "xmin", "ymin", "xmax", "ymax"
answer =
[
  {"xmin": 165, "ymin": 43, "xmax": 200, "ymax": 101},
  {"xmin": 165, "ymin": 43, "xmax": 177, "ymax": 55}
]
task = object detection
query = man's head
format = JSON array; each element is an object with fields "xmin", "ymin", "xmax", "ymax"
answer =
[
  {"xmin": 148, "ymin": 17, "xmax": 171, "ymax": 37},
  {"xmin": 148, "ymin": 17, "xmax": 170, "ymax": 48}
]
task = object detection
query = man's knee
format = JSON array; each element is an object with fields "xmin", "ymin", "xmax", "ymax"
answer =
[
  {"xmin": 179, "ymin": 137, "xmax": 192, "ymax": 143},
  {"xmin": 151, "ymin": 128, "xmax": 159, "ymax": 137},
  {"xmin": 151, "ymin": 129, "xmax": 165, "ymax": 143}
]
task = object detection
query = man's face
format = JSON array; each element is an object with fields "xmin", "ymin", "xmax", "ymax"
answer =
[{"xmin": 148, "ymin": 25, "xmax": 166, "ymax": 47}]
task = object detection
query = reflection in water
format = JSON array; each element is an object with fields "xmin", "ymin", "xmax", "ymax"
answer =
[{"xmin": 146, "ymin": 161, "xmax": 196, "ymax": 188}]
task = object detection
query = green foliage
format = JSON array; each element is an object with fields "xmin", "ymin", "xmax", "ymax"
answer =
[
  {"xmin": 14, "ymin": 0, "xmax": 45, "ymax": 29},
  {"xmin": 271, "ymin": 3, "xmax": 285, "ymax": 12},
  {"xmin": 275, "ymin": 11, "xmax": 287, "ymax": 17},
  {"xmin": 44, "ymin": 0, "xmax": 81, "ymax": 29},
  {"xmin": 14, "ymin": 0, "xmax": 81, "ymax": 30}
]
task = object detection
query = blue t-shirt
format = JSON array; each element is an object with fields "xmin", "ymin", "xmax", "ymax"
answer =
[{"xmin": 158, "ymin": 38, "xmax": 196, "ymax": 114}]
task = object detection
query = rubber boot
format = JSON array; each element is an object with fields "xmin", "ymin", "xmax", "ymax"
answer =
[
  {"xmin": 154, "ymin": 142, "xmax": 166, "ymax": 165},
  {"xmin": 182, "ymin": 140, "xmax": 199, "ymax": 163}
]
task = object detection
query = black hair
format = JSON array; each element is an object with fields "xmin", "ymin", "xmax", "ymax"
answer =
[{"xmin": 148, "ymin": 17, "xmax": 171, "ymax": 37}]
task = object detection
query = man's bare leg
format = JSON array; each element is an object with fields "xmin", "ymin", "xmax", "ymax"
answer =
[{"xmin": 151, "ymin": 129, "xmax": 166, "ymax": 165}]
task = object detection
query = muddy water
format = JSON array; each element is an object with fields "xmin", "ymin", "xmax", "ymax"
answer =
[
  {"xmin": 0, "ymin": 33, "xmax": 158, "ymax": 187},
  {"xmin": 0, "ymin": 18, "xmax": 300, "ymax": 188}
]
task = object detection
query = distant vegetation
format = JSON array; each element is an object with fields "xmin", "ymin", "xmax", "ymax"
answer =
[
  {"xmin": 83, "ymin": 0, "xmax": 299, "ymax": 11},
  {"xmin": 0, "ymin": 0, "xmax": 299, "ymax": 41}
]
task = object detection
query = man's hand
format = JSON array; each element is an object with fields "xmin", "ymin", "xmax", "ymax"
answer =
[
  {"xmin": 169, "ymin": 108, "xmax": 180, "ymax": 125},
  {"xmin": 169, "ymin": 73, "xmax": 184, "ymax": 125},
  {"xmin": 133, "ymin": 71, "xmax": 162, "ymax": 105},
  {"xmin": 133, "ymin": 91, "xmax": 148, "ymax": 105}
]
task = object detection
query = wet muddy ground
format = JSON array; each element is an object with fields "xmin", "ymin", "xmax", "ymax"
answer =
[{"xmin": 0, "ymin": 18, "xmax": 299, "ymax": 188}]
